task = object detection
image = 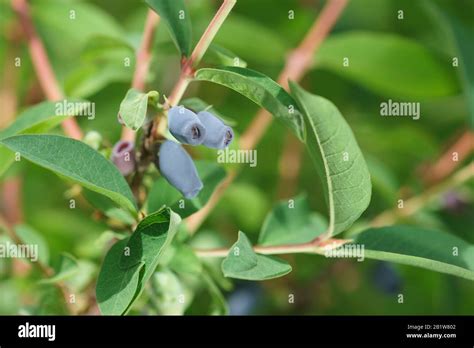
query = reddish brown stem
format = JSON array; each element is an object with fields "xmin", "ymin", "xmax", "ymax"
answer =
[
  {"xmin": 121, "ymin": 10, "xmax": 160, "ymax": 143},
  {"xmin": 11, "ymin": 0, "xmax": 83, "ymax": 140}
]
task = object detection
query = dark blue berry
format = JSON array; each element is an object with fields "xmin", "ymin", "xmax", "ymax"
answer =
[
  {"xmin": 168, "ymin": 106, "xmax": 206, "ymax": 146},
  {"xmin": 197, "ymin": 111, "xmax": 234, "ymax": 149}
]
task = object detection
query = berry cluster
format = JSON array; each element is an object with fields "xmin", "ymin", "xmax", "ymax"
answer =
[{"xmin": 157, "ymin": 106, "xmax": 234, "ymax": 199}]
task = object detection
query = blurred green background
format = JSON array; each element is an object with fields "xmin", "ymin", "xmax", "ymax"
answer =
[{"xmin": 0, "ymin": 0, "xmax": 473, "ymax": 315}]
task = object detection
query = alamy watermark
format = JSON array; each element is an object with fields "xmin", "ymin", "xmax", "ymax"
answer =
[
  {"xmin": 0, "ymin": 241, "xmax": 38, "ymax": 262},
  {"xmin": 324, "ymin": 243, "xmax": 365, "ymax": 262},
  {"xmin": 55, "ymin": 99, "xmax": 95, "ymax": 120},
  {"xmin": 380, "ymin": 99, "xmax": 420, "ymax": 120},
  {"xmin": 217, "ymin": 148, "xmax": 257, "ymax": 167}
]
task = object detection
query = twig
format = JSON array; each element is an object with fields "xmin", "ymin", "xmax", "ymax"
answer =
[
  {"xmin": 11, "ymin": 0, "xmax": 82, "ymax": 140},
  {"xmin": 371, "ymin": 163, "xmax": 474, "ymax": 227},
  {"xmin": 165, "ymin": 0, "xmax": 237, "ymax": 109},
  {"xmin": 195, "ymin": 163, "xmax": 474, "ymax": 258},
  {"xmin": 121, "ymin": 10, "xmax": 160, "ymax": 143},
  {"xmin": 195, "ymin": 237, "xmax": 349, "ymax": 258},
  {"xmin": 131, "ymin": 0, "xmax": 237, "ymax": 203},
  {"xmin": 421, "ymin": 130, "xmax": 474, "ymax": 185},
  {"xmin": 185, "ymin": 0, "xmax": 349, "ymax": 233}
]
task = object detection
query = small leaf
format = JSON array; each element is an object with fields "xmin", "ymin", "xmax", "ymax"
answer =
[
  {"xmin": 39, "ymin": 253, "xmax": 79, "ymax": 284},
  {"xmin": 202, "ymin": 270, "xmax": 229, "ymax": 315},
  {"xmin": 0, "ymin": 134, "xmax": 137, "ymax": 214},
  {"xmin": 96, "ymin": 238, "xmax": 145, "ymax": 315},
  {"xmin": 194, "ymin": 67, "xmax": 305, "ymax": 141},
  {"xmin": 14, "ymin": 224, "xmax": 49, "ymax": 265},
  {"xmin": 145, "ymin": 0, "xmax": 192, "ymax": 57},
  {"xmin": 150, "ymin": 269, "xmax": 190, "ymax": 315},
  {"xmin": 118, "ymin": 89, "xmax": 158, "ymax": 131},
  {"xmin": 315, "ymin": 31, "xmax": 459, "ymax": 98},
  {"xmin": 119, "ymin": 207, "xmax": 181, "ymax": 311},
  {"xmin": 222, "ymin": 232, "xmax": 292, "ymax": 280},
  {"xmin": 289, "ymin": 82, "xmax": 371, "ymax": 237},
  {"xmin": 204, "ymin": 44, "xmax": 247, "ymax": 68},
  {"xmin": 258, "ymin": 195, "xmax": 327, "ymax": 247},
  {"xmin": 147, "ymin": 161, "xmax": 226, "ymax": 218},
  {"xmin": 82, "ymin": 189, "xmax": 136, "ymax": 225},
  {"xmin": 352, "ymin": 226, "xmax": 474, "ymax": 281}
]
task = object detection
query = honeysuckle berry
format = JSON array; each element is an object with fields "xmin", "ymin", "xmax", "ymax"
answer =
[
  {"xmin": 168, "ymin": 106, "xmax": 206, "ymax": 146},
  {"xmin": 197, "ymin": 111, "xmax": 234, "ymax": 149},
  {"xmin": 111, "ymin": 140, "xmax": 136, "ymax": 176},
  {"xmin": 157, "ymin": 140, "xmax": 203, "ymax": 199}
]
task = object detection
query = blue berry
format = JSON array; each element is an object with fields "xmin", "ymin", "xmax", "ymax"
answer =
[
  {"xmin": 168, "ymin": 106, "xmax": 206, "ymax": 146},
  {"xmin": 372, "ymin": 261, "xmax": 402, "ymax": 295},
  {"xmin": 111, "ymin": 140, "xmax": 135, "ymax": 176},
  {"xmin": 157, "ymin": 140, "xmax": 203, "ymax": 199},
  {"xmin": 197, "ymin": 111, "xmax": 234, "ymax": 149}
]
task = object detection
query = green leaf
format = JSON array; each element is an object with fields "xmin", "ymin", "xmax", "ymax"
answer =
[
  {"xmin": 258, "ymin": 195, "xmax": 327, "ymax": 247},
  {"xmin": 0, "ymin": 100, "xmax": 90, "ymax": 177},
  {"xmin": 222, "ymin": 231, "xmax": 292, "ymax": 280},
  {"xmin": 289, "ymin": 82, "xmax": 371, "ymax": 237},
  {"xmin": 39, "ymin": 253, "xmax": 79, "ymax": 284},
  {"xmin": 194, "ymin": 67, "xmax": 305, "ymax": 141},
  {"xmin": 145, "ymin": 0, "xmax": 192, "ymax": 57},
  {"xmin": 0, "ymin": 100, "xmax": 89, "ymax": 140},
  {"xmin": 315, "ymin": 31, "xmax": 459, "ymax": 98},
  {"xmin": 353, "ymin": 226, "xmax": 474, "ymax": 281},
  {"xmin": 435, "ymin": 6, "xmax": 474, "ymax": 127},
  {"xmin": 214, "ymin": 15, "xmax": 288, "ymax": 66},
  {"xmin": 204, "ymin": 44, "xmax": 247, "ymax": 68},
  {"xmin": 147, "ymin": 160, "xmax": 226, "ymax": 218},
  {"xmin": 120, "ymin": 207, "xmax": 181, "ymax": 311},
  {"xmin": 150, "ymin": 269, "xmax": 190, "ymax": 315},
  {"xmin": 168, "ymin": 244, "xmax": 202, "ymax": 275},
  {"xmin": 118, "ymin": 89, "xmax": 158, "ymax": 131},
  {"xmin": 82, "ymin": 189, "xmax": 136, "ymax": 225},
  {"xmin": 0, "ymin": 134, "xmax": 137, "ymax": 214},
  {"xmin": 202, "ymin": 270, "xmax": 228, "ymax": 315},
  {"xmin": 181, "ymin": 97, "xmax": 236, "ymax": 126},
  {"xmin": 65, "ymin": 64, "xmax": 132, "ymax": 99},
  {"xmin": 96, "ymin": 238, "xmax": 145, "ymax": 315},
  {"xmin": 14, "ymin": 224, "xmax": 49, "ymax": 265},
  {"xmin": 81, "ymin": 35, "xmax": 134, "ymax": 62}
]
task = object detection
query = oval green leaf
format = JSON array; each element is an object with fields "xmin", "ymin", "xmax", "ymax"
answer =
[
  {"xmin": 352, "ymin": 226, "xmax": 474, "ymax": 281},
  {"xmin": 118, "ymin": 89, "xmax": 158, "ymax": 131},
  {"xmin": 315, "ymin": 31, "xmax": 459, "ymax": 98},
  {"xmin": 289, "ymin": 82, "xmax": 372, "ymax": 237},
  {"xmin": 96, "ymin": 237, "xmax": 145, "ymax": 315},
  {"xmin": 194, "ymin": 67, "xmax": 305, "ymax": 141},
  {"xmin": 0, "ymin": 134, "xmax": 137, "ymax": 214},
  {"xmin": 222, "ymin": 231, "xmax": 292, "ymax": 280},
  {"xmin": 145, "ymin": 0, "xmax": 192, "ymax": 57}
]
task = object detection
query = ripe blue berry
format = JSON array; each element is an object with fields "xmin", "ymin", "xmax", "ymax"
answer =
[
  {"xmin": 197, "ymin": 111, "xmax": 234, "ymax": 149},
  {"xmin": 157, "ymin": 140, "xmax": 203, "ymax": 199},
  {"xmin": 168, "ymin": 106, "xmax": 206, "ymax": 146},
  {"xmin": 111, "ymin": 140, "xmax": 136, "ymax": 176}
]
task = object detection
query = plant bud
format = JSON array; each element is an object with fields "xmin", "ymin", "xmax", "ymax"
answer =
[
  {"xmin": 197, "ymin": 111, "xmax": 234, "ymax": 149},
  {"xmin": 168, "ymin": 106, "xmax": 206, "ymax": 145},
  {"xmin": 111, "ymin": 140, "xmax": 136, "ymax": 176},
  {"xmin": 117, "ymin": 112, "xmax": 125, "ymax": 125},
  {"xmin": 83, "ymin": 130, "xmax": 102, "ymax": 150},
  {"xmin": 157, "ymin": 140, "xmax": 203, "ymax": 199}
]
